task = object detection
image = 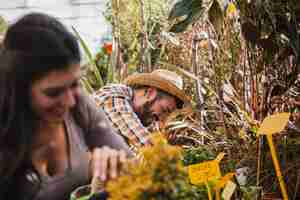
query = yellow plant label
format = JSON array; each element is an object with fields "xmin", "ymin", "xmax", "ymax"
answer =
[
  {"xmin": 266, "ymin": 135, "xmax": 289, "ymax": 200},
  {"xmin": 222, "ymin": 180, "xmax": 236, "ymax": 200},
  {"xmin": 258, "ymin": 113, "xmax": 290, "ymax": 136},
  {"xmin": 205, "ymin": 181, "xmax": 213, "ymax": 200},
  {"xmin": 215, "ymin": 173, "xmax": 235, "ymax": 190},
  {"xmin": 188, "ymin": 153, "xmax": 225, "ymax": 185}
]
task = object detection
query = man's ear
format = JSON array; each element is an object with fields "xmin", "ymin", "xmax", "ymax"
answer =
[{"xmin": 145, "ymin": 87, "xmax": 157, "ymax": 101}]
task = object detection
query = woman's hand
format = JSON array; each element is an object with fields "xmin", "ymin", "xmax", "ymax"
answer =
[
  {"xmin": 90, "ymin": 146, "xmax": 127, "ymax": 182},
  {"xmin": 89, "ymin": 146, "xmax": 127, "ymax": 193}
]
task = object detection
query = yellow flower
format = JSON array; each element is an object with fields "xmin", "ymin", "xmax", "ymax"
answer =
[{"xmin": 106, "ymin": 133, "xmax": 185, "ymax": 200}]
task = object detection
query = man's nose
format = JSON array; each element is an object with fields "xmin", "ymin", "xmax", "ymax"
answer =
[
  {"xmin": 61, "ymin": 88, "xmax": 76, "ymax": 108},
  {"xmin": 158, "ymin": 113, "xmax": 168, "ymax": 122},
  {"xmin": 158, "ymin": 109, "xmax": 172, "ymax": 122}
]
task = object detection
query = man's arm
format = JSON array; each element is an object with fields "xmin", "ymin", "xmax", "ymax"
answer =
[{"xmin": 100, "ymin": 95, "xmax": 152, "ymax": 148}]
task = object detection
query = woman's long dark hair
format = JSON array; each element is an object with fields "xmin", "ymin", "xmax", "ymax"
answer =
[{"xmin": 0, "ymin": 13, "xmax": 81, "ymax": 182}]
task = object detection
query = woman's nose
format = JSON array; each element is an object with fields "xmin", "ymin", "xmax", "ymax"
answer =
[{"xmin": 61, "ymin": 88, "xmax": 76, "ymax": 108}]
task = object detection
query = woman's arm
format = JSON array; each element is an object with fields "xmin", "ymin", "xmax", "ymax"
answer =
[
  {"xmin": 75, "ymin": 94, "xmax": 132, "ymax": 184},
  {"xmin": 76, "ymin": 93, "xmax": 132, "ymax": 154}
]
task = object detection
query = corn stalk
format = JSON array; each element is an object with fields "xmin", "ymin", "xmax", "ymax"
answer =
[{"xmin": 110, "ymin": 0, "xmax": 121, "ymax": 82}]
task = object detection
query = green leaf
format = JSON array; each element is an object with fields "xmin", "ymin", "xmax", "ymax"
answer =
[
  {"xmin": 168, "ymin": 0, "xmax": 194, "ymax": 20},
  {"xmin": 72, "ymin": 26, "xmax": 104, "ymax": 87},
  {"xmin": 80, "ymin": 78, "xmax": 94, "ymax": 94},
  {"xmin": 0, "ymin": 16, "xmax": 7, "ymax": 34},
  {"xmin": 168, "ymin": 0, "xmax": 203, "ymax": 33},
  {"xmin": 208, "ymin": 0, "xmax": 224, "ymax": 33}
]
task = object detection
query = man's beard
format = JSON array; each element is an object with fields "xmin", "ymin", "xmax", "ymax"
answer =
[{"xmin": 136, "ymin": 100, "xmax": 155, "ymax": 127}]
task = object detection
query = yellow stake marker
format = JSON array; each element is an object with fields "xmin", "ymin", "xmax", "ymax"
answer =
[
  {"xmin": 266, "ymin": 135, "xmax": 288, "ymax": 200},
  {"xmin": 257, "ymin": 113, "xmax": 290, "ymax": 136},
  {"xmin": 188, "ymin": 153, "xmax": 225, "ymax": 200},
  {"xmin": 188, "ymin": 153, "xmax": 225, "ymax": 185},
  {"xmin": 205, "ymin": 181, "xmax": 213, "ymax": 200},
  {"xmin": 215, "ymin": 189, "xmax": 221, "ymax": 200},
  {"xmin": 214, "ymin": 172, "xmax": 235, "ymax": 200},
  {"xmin": 258, "ymin": 112, "xmax": 290, "ymax": 200},
  {"xmin": 215, "ymin": 173, "xmax": 235, "ymax": 189}
]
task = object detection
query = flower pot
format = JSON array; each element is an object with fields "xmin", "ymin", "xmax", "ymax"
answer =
[{"xmin": 70, "ymin": 185, "xmax": 108, "ymax": 200}]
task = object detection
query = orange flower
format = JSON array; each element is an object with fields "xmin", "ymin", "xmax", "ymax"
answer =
[{"xmin": 103, "ymin": 42, "xmax": 112, "ymax": 55}]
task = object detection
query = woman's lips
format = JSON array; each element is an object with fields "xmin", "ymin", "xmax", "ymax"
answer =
[{"xmin": 51, "ymin": 108, "xmax": 67, "ymax": 118}]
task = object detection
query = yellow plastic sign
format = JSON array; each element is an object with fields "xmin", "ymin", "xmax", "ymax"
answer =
[
  {"xmin": 215, "ymin": 172, "xmax": 235, "ymax": 190},
  {"xmin": 257, "ymin": 113, "xmax": 290, "ymax": 200},
  {"xmin": 257, "ymin": 112, "xmax": 290, "ymax": 136},
  {"xmin": 188, "ymin": 153, "xmax": 225, "ymax": 185}
]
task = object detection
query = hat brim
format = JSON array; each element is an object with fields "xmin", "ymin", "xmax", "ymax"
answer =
[{"xmin": 124, "ymin": 73, "xmax": 191, "ymax": 105}]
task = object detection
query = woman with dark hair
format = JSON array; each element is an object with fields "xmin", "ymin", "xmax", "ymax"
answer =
[{"xmin": 0, "ymin": 13, "xmax": 130, "ymax": 200}]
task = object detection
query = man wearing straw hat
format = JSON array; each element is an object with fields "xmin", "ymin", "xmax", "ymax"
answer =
[{"xmin": 93, "ymin": 69, "xmax": 190, "ymax": 148}]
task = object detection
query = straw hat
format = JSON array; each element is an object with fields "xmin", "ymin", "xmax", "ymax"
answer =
[{"xmin": 124, "ymin": 69, "xmax": 191, "ymax": 105}]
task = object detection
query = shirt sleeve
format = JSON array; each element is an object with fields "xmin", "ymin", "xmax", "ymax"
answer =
[{"xmin": 100, "ymin": 95, "xmax": 152, "ymax": 148}]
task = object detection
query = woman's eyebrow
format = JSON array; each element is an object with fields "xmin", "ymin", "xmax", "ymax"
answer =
[{"xmin": 43, "ymin": 78, "xmax": 80, "ymax": 92}]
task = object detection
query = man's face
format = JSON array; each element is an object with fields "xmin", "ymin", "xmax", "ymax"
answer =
[{"xmin": 136, "ymin": 93, "xmax": 177, "ymax": 126}]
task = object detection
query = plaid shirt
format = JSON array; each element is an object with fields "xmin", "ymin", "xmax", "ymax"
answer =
[{"xmin": 92, "ymin": 84, "xmax": 152, "ymax": 147}]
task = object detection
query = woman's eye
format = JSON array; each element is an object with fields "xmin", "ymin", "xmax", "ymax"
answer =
[
  {"xmin": 71, "ymin": 81, "xmax": 79, "ymax": 88},
  {"xmin": 44, "ymin": 89, "xmax": 63, "ymax": 98},
  {"xmin": 43, "ymin": 80, "xmax": 79, "ymax": 98}
]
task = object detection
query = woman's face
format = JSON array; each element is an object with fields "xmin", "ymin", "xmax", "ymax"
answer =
[{"xmin": 30, "ymin": 63, "xmax": 81, "ymax": 124}]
